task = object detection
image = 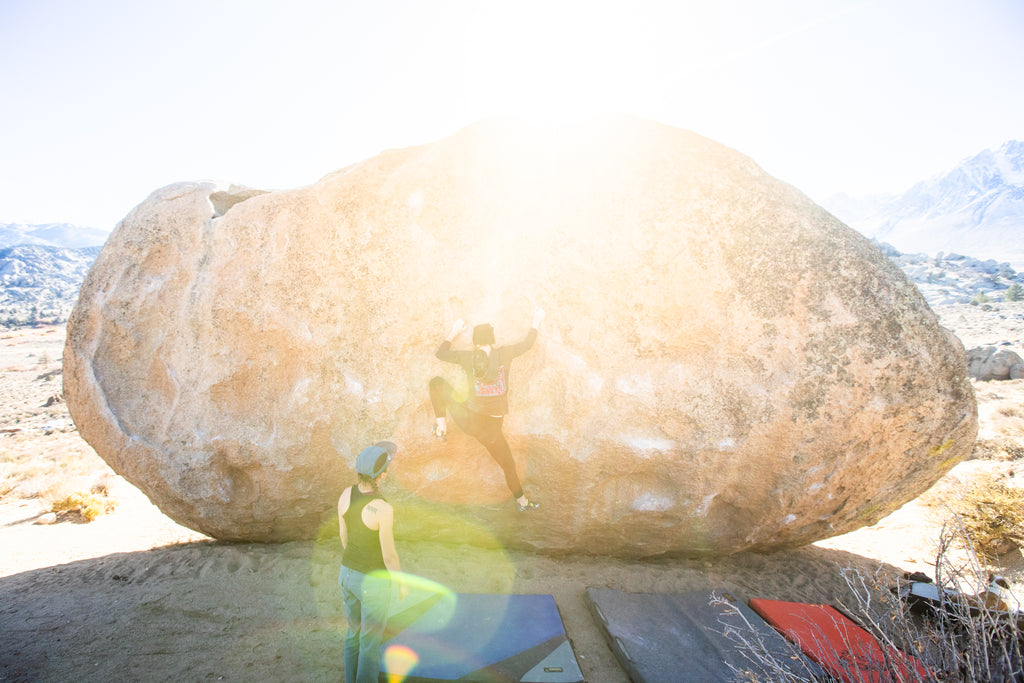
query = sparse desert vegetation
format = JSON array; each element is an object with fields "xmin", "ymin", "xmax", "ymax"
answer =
[
  {"xmin": 0, "ymin": 326, "xmax": 116, "ymax": 518},
  {"xmin": 48, "ymin": 484, "xmax": 118, "ymax": 522},
  {"xmin": 723, "ymin": 524, "xmax": 1023, "ymax": 682},
  {"xmin": 947, "ymin": 474, "xmax": 1024, "ymax": 564}
]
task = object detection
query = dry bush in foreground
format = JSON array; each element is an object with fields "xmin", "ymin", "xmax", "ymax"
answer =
[{"xmin": 716, "ymin": 522, "xmax": 1023, "ymax": 682}]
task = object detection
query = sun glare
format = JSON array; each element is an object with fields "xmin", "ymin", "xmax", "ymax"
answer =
[{"xmin": 455, "ymin": 3, "xmax": 667, "ymax": 127}]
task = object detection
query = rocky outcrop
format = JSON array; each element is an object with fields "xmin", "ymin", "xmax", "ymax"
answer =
[
  {"xmin": 879, "ymin": 247, "xmax": 1023, "ymax": 307},
  {"xmin": 967, "ymin": 346, "xmax": 1024, "ymax": 381},
  {"xmin": 64, "ymin": 116, "xmax": 978, "ymax": 556}
]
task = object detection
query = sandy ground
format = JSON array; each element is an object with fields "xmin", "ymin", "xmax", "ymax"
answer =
[{"xmin": 1, "ymin": 308, "xmax": 1023, "ymax": 682}]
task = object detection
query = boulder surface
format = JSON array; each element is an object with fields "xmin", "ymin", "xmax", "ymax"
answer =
[
  {"xmin": 64, "ymin": 116, "xmax": 977, "ymax": 556},
  {"xmin": 966, "ymin": 345, "xmax": 1024, "ymax": 381}
]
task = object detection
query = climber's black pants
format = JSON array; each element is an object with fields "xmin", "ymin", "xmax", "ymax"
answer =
[{"xmin": 429, "ymin": 377, "xmax": 524, "ymax": 499}]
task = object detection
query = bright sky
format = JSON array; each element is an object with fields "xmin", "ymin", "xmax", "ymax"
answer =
[{"xmin": 1, "ymin": 0, "xmax": 1022, "ymax": 229}]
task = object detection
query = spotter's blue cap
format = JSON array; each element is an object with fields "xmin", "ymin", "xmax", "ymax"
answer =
[{"xmin": 356, "ymin": 441, "xmax": 396, "ymax": 478}]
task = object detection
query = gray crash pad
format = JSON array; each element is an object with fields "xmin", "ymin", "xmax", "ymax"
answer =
[{"xmin": 585, "ymin": 587, "xmax": 824, "ymax": 682}]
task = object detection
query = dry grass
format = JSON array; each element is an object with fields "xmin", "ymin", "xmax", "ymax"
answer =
[
  {"xmin": 951, "ymin": 474, "xmax": 1024, "ymax": 563},
  {"xmin": 0, "ymin": 326, "xmax": 115, "ymax": 507},
  {"xmin": 32, "ymin": 473, "xmax": 119, "ymax": 522},
  {"xmin": 717, "ymin": 523, "xmax": 1024, "ymax": 682},
  {"xmin": 49, "ymin": 488, "xmax": 118, "ymax": 522},
  {"xmin": 0, "ymin": 435, "xmax": 112, "ymax": 503}
]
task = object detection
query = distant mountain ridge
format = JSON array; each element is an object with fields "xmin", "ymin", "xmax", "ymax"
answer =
[
  {"xmin": 0, "ymin": 222, "xmax": 110, "ymax": 249},
  {"xmin": 824, "ymin": 140, "xmax": 1024, "ymax": 268}
]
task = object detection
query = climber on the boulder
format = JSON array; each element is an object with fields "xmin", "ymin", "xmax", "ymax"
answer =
[{"xmin": 429, "ymin": 307, "xmax": 545, "ymax": 512}]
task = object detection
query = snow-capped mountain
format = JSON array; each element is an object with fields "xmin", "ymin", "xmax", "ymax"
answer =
[
  {"xmin": 0, "ymin": 222, "xmax": 110, "ymax": 249},
  {"xmin": 824, "ymin": 141, "xmax": 1024, "ymax": 268}
]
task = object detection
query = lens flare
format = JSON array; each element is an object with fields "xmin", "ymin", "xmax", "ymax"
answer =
[{"xmin": 383, "ymin": 644, "xmax": 419, "ymax": 682}]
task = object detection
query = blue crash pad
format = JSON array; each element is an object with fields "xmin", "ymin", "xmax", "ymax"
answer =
[
  {"xmin": 382, "ymin": 593, "xmax": 583, "ymax": 683},
  {"xmin": 585, "ymin": 587, "xmax": 825, "ymax": 682}
]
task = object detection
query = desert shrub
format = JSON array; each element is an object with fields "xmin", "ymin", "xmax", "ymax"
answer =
[
  {"xmin": 951, "ymin": 475, "xmax": 1024, "ymax": 562},
  {"xmin": 50, "ymin": 489, "xmax": 117, "ymax": 522},
  {"xmin": 715, "ymin": 522, "xmax": 1023, "ymax": 682},
  {"xmin": 971, "ymin": 291, "xmax": 992, "ymax": 306},
  {"xmin": 1005, "ymin": 283, "xmax": 1024, "ymax": 302}
]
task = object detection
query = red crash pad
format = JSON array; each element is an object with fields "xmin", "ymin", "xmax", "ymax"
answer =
[{"xmin": 749, "ymin": 599, "xmax": 929, "ymax": 683}]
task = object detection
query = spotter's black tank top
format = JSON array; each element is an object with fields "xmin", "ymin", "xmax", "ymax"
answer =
[{"xmin": 341, "ymin": 487, "xmax": 386, "ymax": 574}]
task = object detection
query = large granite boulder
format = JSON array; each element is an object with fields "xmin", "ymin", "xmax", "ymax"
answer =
[{"xmin": 64, "ymin": 115, "xmax": 977, "ymax": 556}]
